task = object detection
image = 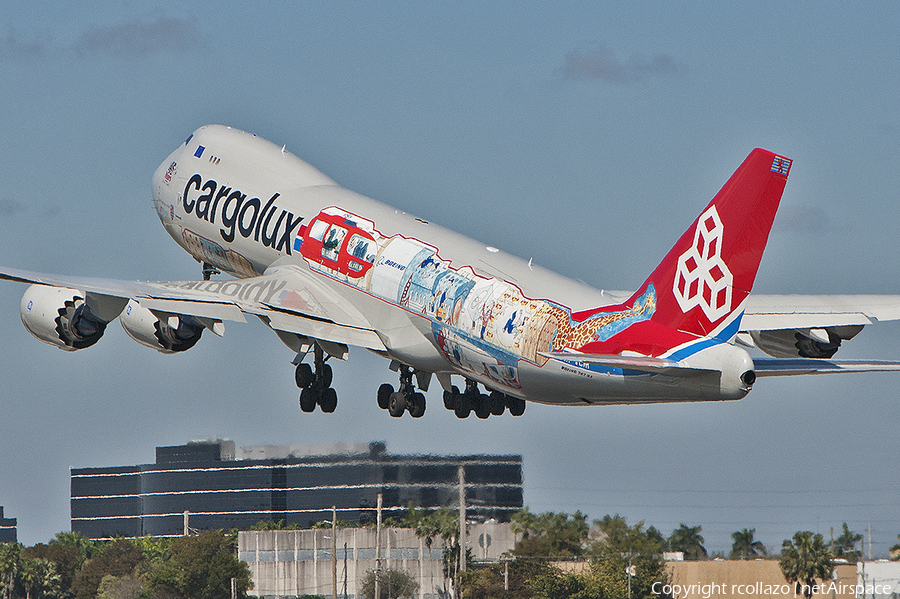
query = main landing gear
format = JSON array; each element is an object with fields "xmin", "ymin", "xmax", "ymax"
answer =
[
  {"xmin": 377, "ymin": 364, "xmax": 426, "ymax": 418},
  {"xmin": 295, "ymin": 344, "xmax": 338, "ymax": 413},
  {"xmin": 442, "ymin": 379, "xmax": 526, "ymax": 419}
]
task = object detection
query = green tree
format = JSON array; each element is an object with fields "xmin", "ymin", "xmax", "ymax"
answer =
[
  {"xmin": 832, "ymin": 523, "xmax": 862, "ymax": 563},
  {"xmin": 528, "ymin": 567, "xmax": 603, "ymax": 599},
  {"xmin": 95, "ymin": 574, "xmax": 142, "ymax": 599},
  {"xmin": 359, "ymin": 568, "xmax": 419, "ymax": 599},
  {"xmin": 668, "ymin": 525, "xmax": 707, "ymax": 561},
  {"xmin": 23, "ymin": 540, "xmax": 85, "ymax": 598},
  {"xmin": 730, "ymin": 528, "xmax": 766, "ymax": 560},
  {"xmin": 20, "ymin": 557, "xmax": 62, "ymax": 599},
  {"xmin": 0, "ymin": 543, "xmax": 22, "ymax": 599},
  {"xmin": 890, "ymin": 534, "xmax": 900, "ymax": 560},
  {"xmin": 511, "ymin": 509, "xmax": 589, "ymax": 558},
  {"xmin": 147, "ymin": 530, "xmax": 251, "ymax": 599},
  {"xmin": 460, "ymin": 560, "xmax": 554, "ymax": 599},
  {"xmin": 71, "ymin": 539, "xmax": 143, "ymax": 599},
  {"xmin": 779, "ymin": 531, "xmax": 834, "ymax": 599},
  {"xmin": 591, "ymin": 515, "xmax": 665, "ymax": 556},
  {"xmin": 590, "ymin": 515, "xmax": 668, "ymax": 599},
  {"xmin": 249, "ymin": 519, "xmax": 302, "ymax": 531}
]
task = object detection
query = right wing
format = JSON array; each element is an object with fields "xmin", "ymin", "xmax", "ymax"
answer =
[
  {"xmin": 0, "ymin": 264, "xmax": 387, "ymax": 352},
  {"xmin": 754, "ymin": 358, "xmax": 900, "ymax": 377}
]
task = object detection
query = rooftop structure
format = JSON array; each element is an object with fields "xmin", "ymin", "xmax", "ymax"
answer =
[{"xmin": 0, "ymin": 507, "xmax": 16, "ymax": 543}]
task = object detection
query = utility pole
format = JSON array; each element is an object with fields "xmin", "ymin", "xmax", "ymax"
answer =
[
  {"xmin": 457, "ymin": 465, "xmax": 466, "ymax": 599},
  {"xmin": 332, "ymin": 506, "xmax": 337, "ymax": 599},
  {"xmin": 343, "ymin": 542, "xmax": 348, "ymax": 599},
  {"xmin": 375, "ymin": 493, "xmax": 383, "ymax": 599},
  {"xmin": 183, "ymin": 510, "xmax": 189, "ymax": 536},
  {"xmin": 458, "ymin": 465, "xmax": 466, "ymax": 573},
  {"xmin": 868, "ymin": 522, "xmax": 872, "ymax": 561}
]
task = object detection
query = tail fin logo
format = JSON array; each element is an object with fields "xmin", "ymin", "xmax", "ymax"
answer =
[{"xmin": 673, "ymin": 205, "xmax": 733, "ymax": 321}]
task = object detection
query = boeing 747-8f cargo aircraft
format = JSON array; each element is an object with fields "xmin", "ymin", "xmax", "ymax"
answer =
[{"xmin": 4, "ymin": 125, "xmax": 900, "ymax": 418}]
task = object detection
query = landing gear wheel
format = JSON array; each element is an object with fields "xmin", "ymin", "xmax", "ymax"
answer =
[
  {"xmin": 377, "ymin": 383, "xmax": 393, "ymax": 410},
  {"xmin": 474, "ymin": 394, "xmax": 491, "ymax": 419},
  {"xmin": 454, "ymin": 395, "xmax": 472, "ymax": 419},
  {"xmin": 299, "ymin": 387, "xmax": 318, "ymax": 412},
  {"xmin": 296, "ymin": 345, "xmax": 338, "ymax": 413},
  {"xmin": 295, "ymin": 363, "xmax": 314, "ymax": 388},
  {"xmin": 388, "ymin": 392, "xmax": 406, "ymax": 417},
  {"xmin": 489, "ymin": 391, "xmax": 506, "ymax": 416},
  {"xmin": 507, "ymin": 396, "xmax": 526, "ymax": 416},
  {"xmin": 443, "ymin": 385, "xmax": 460, "ymax": 410},
  {"xmin": 320, "ymin": 363, "xmax": 333, "ymax": 389},
  {"xmin": 319, "ymin": 387, "xmax": 338, "ymax": 413},
  {"xmin": 408, "ymin": 392, "xmax": 426, "ymax": 418}
]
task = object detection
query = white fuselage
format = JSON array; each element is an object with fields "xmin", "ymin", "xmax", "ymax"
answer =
[{"xmin": 151, "ymin": 125, "xmax": 752, "ymax": 405}]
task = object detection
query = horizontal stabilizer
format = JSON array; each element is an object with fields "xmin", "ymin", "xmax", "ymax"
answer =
[
  {"xmin": 753, "ymin": 358, "xmax": 900, "ymax": 377},
  {"xmin": 538, "ymin": 352, "xmax": 715, "ymax": 375}
]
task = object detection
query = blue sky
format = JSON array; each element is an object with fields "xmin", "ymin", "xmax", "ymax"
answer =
[{"xmin": 0, "ymin": 2, "xmax": 898, "ymax": 554}]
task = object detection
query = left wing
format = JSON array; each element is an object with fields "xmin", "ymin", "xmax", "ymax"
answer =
[
  {"xmin": 0, "ymin": 264, "xmax": 387, "ymax": 352},
  {"xmin": 754, "ymin": 358, "xmax": 900, "ymax": 377},
  {"xmin": 740, "ymin": 294, "xmax": 900, "ymax": 360},
  {"xmin": 742, "ymin": 294, "xmax": 900, "ymax": 329}
]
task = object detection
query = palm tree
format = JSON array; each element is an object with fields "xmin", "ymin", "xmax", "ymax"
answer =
[
  {"xmin": 669, "ymin": 524, "xmax": 707, "ymax": 560},
  {"xmin": 20, "ymin": 558, "xmax": 61, "ymax": 599},
  {"xmin": 833, "ymin": 523, "xmax": 862, "ymax": 563},
  {"xmin": 730, "ymin": 528, "xmax": 767, "ymax": 559},
  {"xmin": 780, "ymin": 531, "xmax": 834, "ymax": 599},
  {"xmin": 0, "ymin": 543, "xmax": 21, "ymax": 599}
]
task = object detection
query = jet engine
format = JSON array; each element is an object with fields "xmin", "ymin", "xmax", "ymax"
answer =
[
  {"xmin": 748, "ymin": 325, "xmax": 864, "ymax": 359},
  {"xmin": 20, "ymin": 285, "xmax": 118, "ymax": 351},
  {"xmin": 119, "ymin": 299, "xmax": 204, "ymax": 353}
]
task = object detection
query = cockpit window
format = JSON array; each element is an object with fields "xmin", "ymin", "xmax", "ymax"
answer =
[
  {"xmin": 321, "ymin": 226, "xmax": 347, "ymax": 262},
  {"xmin": 184, "ymin": 133, "xmax": 193, "ymax": 145},
  {"xmin": 308, "ymin": 219, "xmax": 330, "ymax": 242}
]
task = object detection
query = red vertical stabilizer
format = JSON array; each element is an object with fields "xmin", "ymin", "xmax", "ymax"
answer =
[{"xmin": 631, "ymin": 148, "xmax": 791, "ymax": 338}]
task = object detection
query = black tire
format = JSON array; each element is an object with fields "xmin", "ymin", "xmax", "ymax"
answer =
[
  {"xmin": 388, "ymin": 392, "xmax": 406, "ymax": 417},
  {"xmin": 454, "ymin": 395, "xmax": 472, "ymax": 419},
  {"xmin": 507, "ymin": 396, "xmax": 526, "ymax": 416},
  {"xmin": 409, "ymin": 392, "xmax": 426, "ymax": 418},
  {"xmin": 295, "ymin": 363, "xmax": 314, "ymax": 388},
  {"xmin": 443, "ymin": 385, "xmax": 460, "ymax": 410},
  {"xmin": 489, "ymin": 391, "xmax": 506, "ymax": 416},
  {"xmin": 299, "ymin": 387, "xmax": 318, "ymax": 412},
  {"xmin": 320, "ymin": 363, "xmax": 333, "ymax": 388},
  {"xmin": 319, "ymin": 387, "xmax": 338, "ymax": 413},
  {"xmin": 377, "ymin": 383, "xmax": 393, "ymax": 410},
  {"xmin": 474, "ymin": 394, "xmax": 491, "ymax": 419}
]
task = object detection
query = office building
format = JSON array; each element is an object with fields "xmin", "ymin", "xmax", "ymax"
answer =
[{"xmin": 71, "ymin": 440, "xmax": 523, "ymax": 539}]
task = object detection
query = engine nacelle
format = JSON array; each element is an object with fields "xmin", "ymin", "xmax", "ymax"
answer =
[
  {"xmin": 119, "ymin": 299, "xmax": 204, "ymax": 354},
  {"xmin": 749, "ymin": 325, "xmax": 864, "ymax": 359},
  {"xmin": 21, "ymin": 285, "xmax": 111, "ymax": 351}
]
